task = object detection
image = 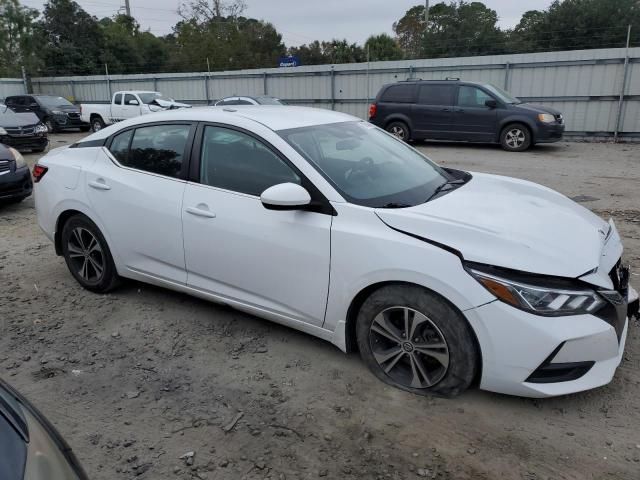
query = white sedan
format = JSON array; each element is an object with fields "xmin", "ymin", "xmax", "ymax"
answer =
[{"xmin": 33, "ymin": 106, "xmax": 638, "ymax": 398}]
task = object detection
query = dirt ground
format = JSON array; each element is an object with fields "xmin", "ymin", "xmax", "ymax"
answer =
[{"xmin": 1, "ymin": 133, "xmax": 640, "ymax": 480}]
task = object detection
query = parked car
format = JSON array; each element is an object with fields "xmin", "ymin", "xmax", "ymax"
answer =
[
  {"xmin": 0, "ymin": 143, "xmax": 32, "ymax": 203},
  {"xmin": 0, "ymin": 377, "xmax": 88, "ymax": 480},
  {"xmin": 81, "ymin": 91, "xmax": 192, "ymax": 132},
  {"xmin": 368, "ymin": 79, "xmax": 565, "ymax": 151},
  {"xmin": 214, "ymin": 95, "xmax": 285, "ymax": 106},
  {"xmin": 34, "ymin": 107, "xmax": 637, "ymax": 398},
  {"xmin": 0, "ymin": 104, "xmax": 48, "ymax": 152},
  {"xmin": 4, "ymin": 95, "xmax": 89, "ymax": 133}
]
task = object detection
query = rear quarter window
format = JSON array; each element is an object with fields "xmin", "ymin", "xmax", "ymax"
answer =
[{"xmin": 380, "ymin": 84, "xmax": 417, "ymax": 103}]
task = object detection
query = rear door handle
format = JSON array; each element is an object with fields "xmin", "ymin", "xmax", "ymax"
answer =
[
  {"xmin": 186, "ymin": 206, "xmax": 216, "ymax": 218},
  {"xmin": 441, "ymin": 108, "xmax": 451, "ymax": 112},
  {"xmin": 88, "ymin": 179, "xmax": 111, "ymax": 191}
]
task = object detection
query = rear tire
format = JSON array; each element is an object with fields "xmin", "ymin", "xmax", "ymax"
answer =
[
  {"xmin": 500, "ymin": 123, "xmax": 531, "ymax": 151},
  {"xmin": 61, "ymin": 214, "xmax": 120, "ymax": 293},
  {"xmin": 386, "ymin": 121, "xmax": 410, "ymax": 142},
  {"xmin": 91, "ymin": 116, "xmax": 105, "ymax": 133},
  {"xmin": 356, "ymin": 285, "xmax": 478, "ymax": 397}
]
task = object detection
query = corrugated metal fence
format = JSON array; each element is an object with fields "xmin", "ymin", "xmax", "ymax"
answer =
[
  {"xmin": 0, "ymin": 78, "xmax": 27, "ymax": 100},
  {"xmin": 20, "ymin": 47, "xmax": 640, "ymax": 137}
]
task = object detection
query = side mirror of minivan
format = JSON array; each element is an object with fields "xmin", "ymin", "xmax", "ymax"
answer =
[
  {"xmin": 261, "ymin": 183, "xmax": 311, "ymax": 211},
  {"xmin": 485, "ymin": 99, "xmax": 498, "ymax": 109}
]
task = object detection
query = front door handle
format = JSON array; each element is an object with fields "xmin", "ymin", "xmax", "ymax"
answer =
[
  {"xmin": 454, "ymin": 108, "xmax": 465, "ymax": 113},
  {"xmin": 88, "ymin": 179, "xmax": 111, "ymax": 191},
  {"xmin": 441, "ymin": 108, "xmax": 451, "ymax": 112},
  {"xmin": 186, "ymin": 206, "xmax": 216, "ymax": 218}
]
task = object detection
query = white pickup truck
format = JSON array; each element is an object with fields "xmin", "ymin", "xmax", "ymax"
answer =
[{"xmin": 80, "ymin": 91, "xmax": 191, "ymax": 132}]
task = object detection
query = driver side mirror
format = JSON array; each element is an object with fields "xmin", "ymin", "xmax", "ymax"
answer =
[
  {"xmin": 127, "ymin": 99, "xmax": 139, "ymax": 106},
  {"xmin": 261, "ymin": 183, "xmax": 311, "ymax": 211},
  {"xmin": 485, "ymin": 99, "xmax": 498, "ymax": 109}
]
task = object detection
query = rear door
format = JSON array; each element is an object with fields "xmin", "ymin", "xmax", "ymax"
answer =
[
  {"xmin": 412, "ymin": 84, "xmax": 456, "ymax": 139},
  {"xmin": 450, "ymin": 85, "xmax": 499, "ymax": 142},
  {"xmin": 86, "ymin": 122, "xmax": 195, "ymax": 283}
]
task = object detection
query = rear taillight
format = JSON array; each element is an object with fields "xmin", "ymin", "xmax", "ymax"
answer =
[
  {"xmin": 32, "ymin": 164, "xmax": 48, "ymax": 183},
  {"xmin": 369, "ymin": 103, "xmax": 377, "ymax": 119}
]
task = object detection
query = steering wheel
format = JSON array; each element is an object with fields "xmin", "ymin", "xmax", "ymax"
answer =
[{"xmin": 345, "ymin": 156, "xmax": 375, "ymax": 182}]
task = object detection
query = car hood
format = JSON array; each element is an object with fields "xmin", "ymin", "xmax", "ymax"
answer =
[
  {"xmin": 52, "ymin": 104, "xmax": 80, "ymax": 113},
  {"xmin": 513, "ymin": 102, "xmax": 561, "ymax": 115},
  {"xmin": 376, "ymin": 173, "xmax": 621, "ymax": 281},
  {"xmin": 0, "ymin": 111, "xmax": 40, "ymax": 127}
]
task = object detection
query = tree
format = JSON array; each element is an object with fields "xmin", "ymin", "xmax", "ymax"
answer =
[
  {"xmin": 37, "ymin": 0, "xmax": 105, "ymax": 75},
  {"xmin": 288, "ymin": 41, "xmax": 328, "ymax": 66},
  {"xmin": 321, "ymin": 39, "xmax": 365, "ymax": 64},
  {"xmin": 364, "ymin": 34, "xmax": 404, "ymax": 61},
  {"xmin": 393, "ymin": 2, "xmax": 506, "ymax": 58},
  {"xmin": 509, "ymin": 0, "xmax": 640, "ymax": 53},
  {"xmin": 0, "ymin": 0, "xmax": 39, "ymax": 76}
]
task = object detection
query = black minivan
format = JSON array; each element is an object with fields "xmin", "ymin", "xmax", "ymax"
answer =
[
  {"xmin": 4, "ymin": 95, "xmax": 90, "ymax": 133},
  {"xmin": 369, "ymin": 79, "xmax": 565, "ymax": 151}
]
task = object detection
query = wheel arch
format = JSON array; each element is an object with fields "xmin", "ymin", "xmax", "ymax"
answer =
[
  {"xmin": 54, "ymin": 209, "xmax": 117, "ymax": 267},
  {"xmin": 343, "ymin": 280, "xmax": 483, "ymax": 386},
  {"xmin": 383, "ymin": 114, "xmax": 413, "ymax": 133},
  {"xmin": 498, "ymin": 117, "xmax": 537, "ymax": 143}
]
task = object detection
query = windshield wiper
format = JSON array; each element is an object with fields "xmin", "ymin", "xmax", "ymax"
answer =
[
  {"xmin": 424, "ymin": 179, "xmax": 466, "ymax": 203},
  {"xmin": 379, "ymin": 202, "xmax": 412, "ymax": 209}
]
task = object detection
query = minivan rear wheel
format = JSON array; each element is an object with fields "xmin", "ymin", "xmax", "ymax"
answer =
[
  {"xmin": 500, "ymin": 123, "xmax": 531, "ymax": 151},
  {"xmin": 356, "ymin": 285, "xmax": 478, "ymax": 397},
  {"xmin": 386, "ymin": 121, "xmax": 410, "ymax": 142}
]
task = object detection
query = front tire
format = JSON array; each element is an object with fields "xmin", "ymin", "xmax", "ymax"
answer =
[
  {"xmin": 356, "ymin": 285, "xmax": 478, "ymax": 397},
  {"xmin": 386, "ymin": 121, "xmax": 410, "ymax": 142},
  {"xmin": 500, "ymin": 123, "xmax": 531, "ymax": 151},
  {"xmin": 61, "ymin": 215, "xmax": 120, "ymax": 293},
  {"xmin": 44, "ymin": 118, "xmax": 57, "ymax": 133}
]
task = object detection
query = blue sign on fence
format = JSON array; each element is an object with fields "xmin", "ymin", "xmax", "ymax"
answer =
[{"xmin": 278, "ymin": 56, "xmax": 301, "ymax": 68}]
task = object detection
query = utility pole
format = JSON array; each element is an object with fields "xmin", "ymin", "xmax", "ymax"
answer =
[
  {"xmin": 424, "ymin": 0, "xmax": 430, "ymax": 35},
  {"xmin": 124, "ymin": 0, "xmax": 131, "ymax": 16},
  {"xmin": 614, "ymin": 24, "xmax": 632, "ymax": 142}
]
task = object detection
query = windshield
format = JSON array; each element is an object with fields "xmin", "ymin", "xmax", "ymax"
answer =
[
  {"xmin": 256, "ymin": 96, "xmax": 284, "ymax": 105},
  {"xmin": 482, "ymin": 84, "xmax": 520, "ymax": 104},
  {"xmin": 37, "ymin": 96, "xmax": 74, "ymax": 108},
  {"xmin": 138, "ymin": 92, "xmax": 175, "ymax": 104},
  {"xmin": 279, "ymin": 121, "xmax": 450, "ymax": 208}
]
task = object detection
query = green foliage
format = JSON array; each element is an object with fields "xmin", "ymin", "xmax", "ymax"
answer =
[
  {"xmin": 364, "ymin": 34, "xmax": 404, "ymax": 61},
  {"xmin": 0, "ymin": 0, "xmax": 39, "ymax": 76},
  {"xmin": 1, "ymin": 0, "xmax": 638, "ymax": 78}
]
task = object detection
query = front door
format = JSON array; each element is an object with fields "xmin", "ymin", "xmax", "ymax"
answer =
[
  {"xmin": 86, "ymin": 122, "xmax": 194, "ymax": 283},
  {"xmin": 450, "ymin": 85, "xmax": 499, "ymax": 142},
  {"xmin": 182, "ymin": 125, "xmax": 332, "ymax": 326}
]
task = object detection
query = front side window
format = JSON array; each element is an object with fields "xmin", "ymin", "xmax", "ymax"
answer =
[
  {"xmin": 110, "ymin": 124, "xmax": 190, "ymax": 178},
  {"xmin": 200, "ymin": 126, "xmax": 300, "ymax": 196},
  {"xmin": 124, "ymin": 94, "xmax": 138, "ymax": 105},
  {"xmin": 457, "ymin": 86, "xmax": 494, "ymax": 108},
  {"xmin": 279, "ymin": 121, "xmax": 449, "ymax": 208}
]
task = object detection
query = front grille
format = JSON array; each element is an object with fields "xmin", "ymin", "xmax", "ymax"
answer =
[
  {"xmin": 4, "ymin": 126, "xmax": 36, "ymax": 137},
  {"xmin": 0, "ymin": 160, "xmax": 10, "ymax": 174}
]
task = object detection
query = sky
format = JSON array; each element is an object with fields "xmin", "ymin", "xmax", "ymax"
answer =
[{"xmin": 22, "ymin": 0, "xmax": 556, "ymax": 46}]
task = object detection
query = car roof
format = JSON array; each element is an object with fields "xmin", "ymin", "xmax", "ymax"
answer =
[{"xmin": 81, "ymin": 106, "xmax": 357, "ymax": 142}]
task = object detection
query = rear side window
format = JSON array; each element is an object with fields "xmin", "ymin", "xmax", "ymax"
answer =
[
  {"xmin": 457, "ymin": 86, "xmax": 494, "ymax": 108},
  {"xmin": 418, "ymin": 85, "xmax": 455, "ymax": 106},
  {"xmin": 109, "ymin": 129, "xmax": 133, "ymax": 163},
  {"xmin": 380, "ymin": 84, "xmax": 416, "ymax": 103},
  {"xmin": 113, "ymin": 93, "xmax": 123, "ymax": 105},
  {"xmin": 199, "ymin": 126, "xmax": 300, "ymax": 196},
  {"xmin": 110, "ymin": 124, "xmax": 191, "ymax": 178}
]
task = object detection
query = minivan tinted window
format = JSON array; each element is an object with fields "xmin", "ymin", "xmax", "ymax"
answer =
[
  {"xmin": 381, "ymin": 84, "xmax": 416, "ymax": 103},
  {"xmin": 457, "ymin": 86, "xmax": 494, "ymax": 108},
  {"xmin": 418, "ymin": 85, "xmax": 455, "ymax": 106}
]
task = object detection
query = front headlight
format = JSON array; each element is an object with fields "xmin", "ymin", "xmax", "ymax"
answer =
[
  {"xmin": 0, "ymin": 127, "xmax": 7, "ymax": 135},
  {"xmin": 51, "ymin": 110, "xmax": 64, "ymax": 115},
  {"xmin": 9, "ymin": 147, "xmax": 27, "ymax": 169},
  {"xmin": 468, "ymin": 266, "xmax": 605, "ymax": 316},
  {"xmin": 35, "ymin": 123, "xmax": 48, "ymax": 134},
  {"xmin": 538, "ymin": 113, "xmax": 555, "ymax": 123}
]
